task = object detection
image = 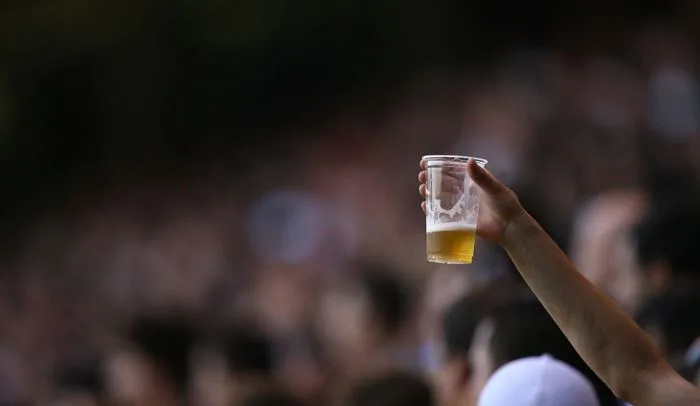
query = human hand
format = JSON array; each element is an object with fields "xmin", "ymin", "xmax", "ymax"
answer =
[{"xmin": 419, "ymin": 158, "xmax": 524, "ymax": 244}]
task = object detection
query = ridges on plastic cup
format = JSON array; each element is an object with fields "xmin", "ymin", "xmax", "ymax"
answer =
[{"xmin": 422, "ymin": 155, "xmax": 487, "ymax": 264}]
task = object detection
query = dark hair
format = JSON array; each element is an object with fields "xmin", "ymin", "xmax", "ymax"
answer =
[
  {"xmin": 487, "ymin": 296, "xmax": 618, "ymax": 406},
  {"xmin": 54, "ymin": 357, "xmax": 104, "ymax": 398},
  {"xmin": 441, "ymin": 283, "xmax": 523, "ymax": 359},
  {"xmin": 356, "ymin": 263, "xmax": 412, "ymax": 337},
  {"xmin": 127, "ymin": 316, "xmax": 197, "ymax": 392},
  {"xmin": 633, "ymin": 203, "xmax": 700, "ymax": 278},
  {"xmin": 236, "ymin": 387, "xmax": 306, "ymax": 406},
  {"xmin": 641, "ymin": 167, "xmax": 699, "ymax": 206},
  {"xmin": 344, "ymin": 371, "xmax": 434, "ymax": 406},
  {"xmin": 636, "ymin": 285, "xmax": 700, "ymax": 356},
  {"xmin": 222, "ymin": 324, "xmax": 274, "ymax": 376}
]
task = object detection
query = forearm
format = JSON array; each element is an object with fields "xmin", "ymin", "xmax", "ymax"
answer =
[{"xmin": 501, "ymin": 211, "xmax": 666, "ymax": 401}]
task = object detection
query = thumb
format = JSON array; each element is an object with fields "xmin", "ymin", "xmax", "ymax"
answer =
[{"xmin": 467, "ymin": 159, "xmax": 506, "ymax": 196}]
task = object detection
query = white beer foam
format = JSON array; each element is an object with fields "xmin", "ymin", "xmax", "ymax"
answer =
[{"xmin": 426, "ymin": 222, "xmax": 476, "ymax": 233}]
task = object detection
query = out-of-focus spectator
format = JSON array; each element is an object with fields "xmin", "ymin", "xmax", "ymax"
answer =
[
  {"xmin": 687, "ymin": 337, "xmax": 700, "ymax": 385},
  {"xmin": 317, "ymin": 262, "xmax": 416, "ymax": 374},
  {"xmin": 193, "ymin": 323, "xmax": 276, "ymax": 406},
  {"xmin": 105, "ymin": 316, "xmax": 197, "ymax": 406},
  {"xmin": 274, "ymin": 333, "xmax": 328, "ymax": 404},
  {"xmin": 570, "ymin": 190, "xmax": 647, "ymax": 312},
  {"xmin": 249, "ymin": 264, "xmax": 314, "ymax": 337},
  {"xmin": 222, "ymin": 324, "xmax": 274, "ymax": 384},
  {"xmin": 418, "ymin": 267, "xmax": 473, "ymax": 371},
  {"xmin": 432, "ymin": 283, "xmax": 520, "ymax": 406},
  {"xmin": 632, "ymin": 204, "xmax": 700, "ymax": 294},
  {"xmin": 468, "ymin": 295, "xmax": 618, "ymax": 406},
  {"xmin": 235, "ymin": 385, "xmax": 308, "ymax": 406},
  {"xmin": 50, "ymin": 357, "xmax": 104, "ymax": 406},
  {"xmin": 477, "ymin": 356, "xmax": 599, "ymax": 406},
  {"xmin": 341, "ymin": 370, "xmax": 434, "ymax": 406},
  {"xmin": 635, "ymin": 287, "xmax": 700, "ymax": 361},
  {"xmin": 0, "ymin": 345, "xmax": 29, "ymax": 405}
]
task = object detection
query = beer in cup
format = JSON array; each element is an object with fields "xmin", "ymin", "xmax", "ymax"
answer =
[{"xmin": 423, "ymin": 155, "xmax": 487, "ymax": 264}]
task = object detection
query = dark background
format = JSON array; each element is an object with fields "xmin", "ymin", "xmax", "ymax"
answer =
[{"xmin": 0, "ymin": 0, "xmax": 689, "ymax": 228}]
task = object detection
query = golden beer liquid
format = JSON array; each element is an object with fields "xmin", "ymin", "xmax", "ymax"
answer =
[{"xmin": 426, "ymin": 223, "xmax": 477, "ymax": 264}]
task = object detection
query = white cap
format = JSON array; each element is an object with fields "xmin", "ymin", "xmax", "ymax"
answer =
[{"xmin": 478, "ymin": 355, "xmax": 599, "ymax": 406}]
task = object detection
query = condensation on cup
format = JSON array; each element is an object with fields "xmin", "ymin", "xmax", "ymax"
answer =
[{"xmin": 423, "ymin": 155, "xmax": 488, "ymax": 264}]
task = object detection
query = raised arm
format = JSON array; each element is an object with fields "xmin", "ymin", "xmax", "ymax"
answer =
[
  {"xmin": 502, "ymin": 209, "xmax": 699, "ymax": 406},
  {"xmin": 419, "ymin": 160, "xmax": 700, "ymax": 406}
]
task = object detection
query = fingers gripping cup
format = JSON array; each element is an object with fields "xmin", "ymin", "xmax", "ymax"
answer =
[{"xmin": 423, "ymin": 155, "xmax": 488, "ymax": 264}]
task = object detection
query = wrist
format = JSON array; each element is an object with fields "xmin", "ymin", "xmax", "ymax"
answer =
[{"xmin": 501, "ymin": 208, "xmax": 540, "ymax": 250}]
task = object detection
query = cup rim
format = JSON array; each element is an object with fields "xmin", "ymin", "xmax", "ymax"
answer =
[{"xmin": 421, "ymin": 155, "xmax": 488, "ymax": 166}]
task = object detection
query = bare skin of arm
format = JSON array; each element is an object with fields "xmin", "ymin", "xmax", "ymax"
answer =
[{"xmin": 419, "ymin": 160, "xmax": 700, "ymax": 406}]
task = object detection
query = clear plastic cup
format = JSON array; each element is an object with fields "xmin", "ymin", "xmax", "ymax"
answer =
[{"xmin": 423, "ymin": 155, "xmax": 488, "ymax": 264}]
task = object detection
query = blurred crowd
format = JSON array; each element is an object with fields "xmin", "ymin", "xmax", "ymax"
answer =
[{"xmin": 2, "ymin": 3, "xmax": 700, "ymax": 406}]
